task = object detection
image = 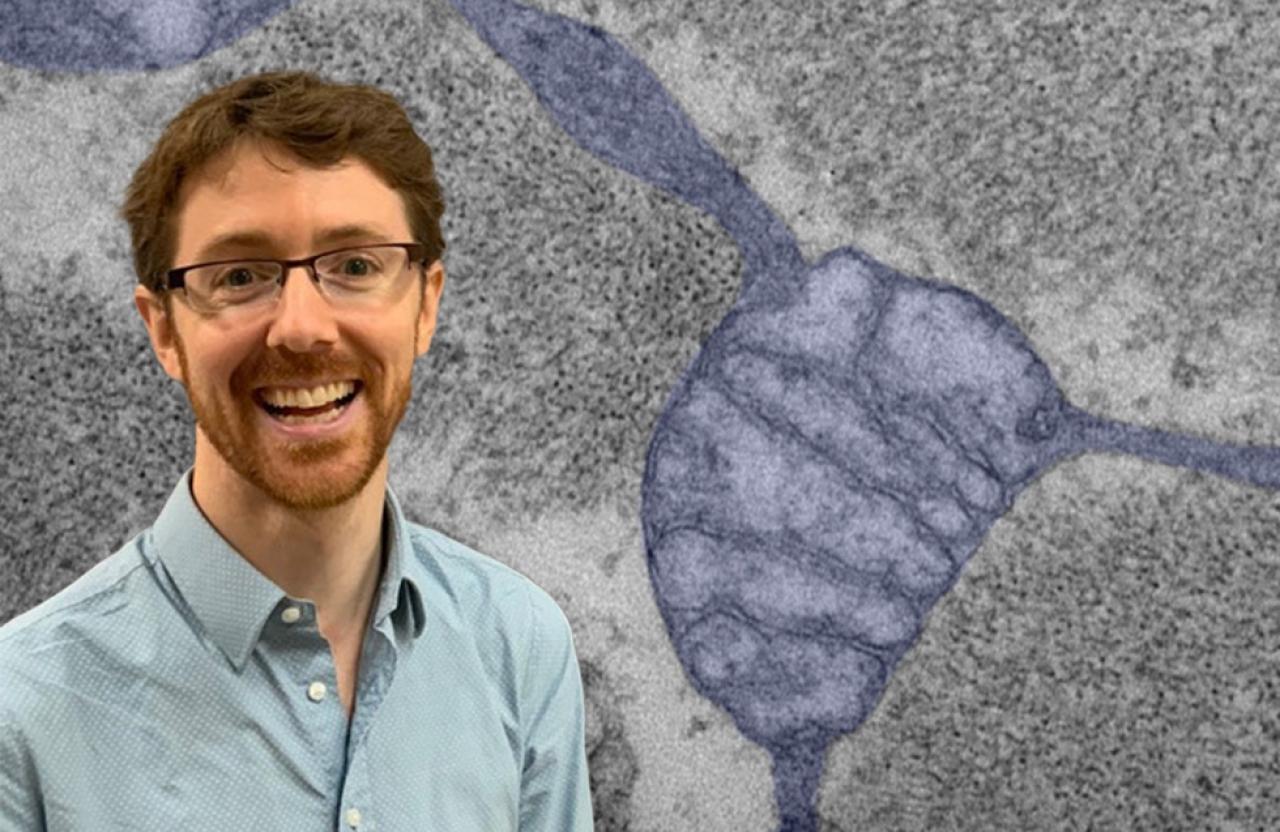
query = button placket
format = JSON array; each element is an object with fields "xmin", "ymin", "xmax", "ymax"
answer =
[{"xmin": 283, "ymin": 604, "xmax": 336, "ymax": 707}]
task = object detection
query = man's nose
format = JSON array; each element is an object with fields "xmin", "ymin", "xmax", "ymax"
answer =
[{"xmin": 263, "ymin": 265, "xmax": 340, "ymax": 353}]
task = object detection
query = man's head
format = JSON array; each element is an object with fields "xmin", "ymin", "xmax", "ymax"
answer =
[{"xmin": 121, "ymin": 71, "xmax": 447, "ymax": 511}]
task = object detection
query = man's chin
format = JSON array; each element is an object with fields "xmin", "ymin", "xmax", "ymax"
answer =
[
  {"xmin": 205, "ymin": 424, "xmax": 380, "ymax": 510},
  {"xmin": 242, "ymin": 457, "xmax": 378, "ymax": 511}
]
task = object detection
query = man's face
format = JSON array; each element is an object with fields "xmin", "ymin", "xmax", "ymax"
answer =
[{"xmin": 134, "ymin": 138, "xmax": 445, "ymax": 511}]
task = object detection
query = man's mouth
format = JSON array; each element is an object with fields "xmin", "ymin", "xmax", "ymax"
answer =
[{"xmin": 253, "ymin": 380, "xmax": 363, "ymax": 422}]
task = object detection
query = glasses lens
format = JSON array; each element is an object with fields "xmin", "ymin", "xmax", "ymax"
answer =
[
  {"xmin": 315, "ymin": 245, "xmax": 409, "ymax": 297},
  {"xmin": 186, "ymin": 261, "xmax": 281, "ymax": 311}
]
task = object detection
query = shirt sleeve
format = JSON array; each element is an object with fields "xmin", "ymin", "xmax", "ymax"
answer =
[
  {"xmin": 517, "ymin": 587, "xmax": 594, "ymax": 832},
  {"xmin": 0, "ymin": 706, "xmax": 44, "ymax": 832}
]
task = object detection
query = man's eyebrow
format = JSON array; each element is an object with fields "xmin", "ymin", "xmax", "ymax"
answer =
[{"xmin": 192, "ymin": 224, "xmax": 394, "ymax": 261}]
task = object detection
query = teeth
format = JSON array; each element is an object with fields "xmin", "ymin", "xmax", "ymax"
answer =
[{"xmin": 260, "ymin": 381, "xmax": 355, "ymax": 409}]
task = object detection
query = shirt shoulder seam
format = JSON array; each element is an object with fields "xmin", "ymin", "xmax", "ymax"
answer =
[{"xmin": 0, "ymin": 542, "xmax": 150, "ymax": 649}]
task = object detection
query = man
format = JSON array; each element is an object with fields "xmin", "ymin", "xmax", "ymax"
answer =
[{"xmin": 0, "ymin": 70, "xmax": 593, "ymax": 831}]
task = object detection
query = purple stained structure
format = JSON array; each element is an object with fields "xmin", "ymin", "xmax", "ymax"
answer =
[
  {"xmin": 646, "ymin": 253, "xmax": 1280, "ymax": 830},
  {"xmin": 448, "ymin": 2, "xmax": 1280, "ymax": 830},
  {"xmin": 0, "ymin": 0, "xmax": 291, "ymax": 72}
]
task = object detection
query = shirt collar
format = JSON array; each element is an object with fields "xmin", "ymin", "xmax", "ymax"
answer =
[{"xmin": 148, "ymin": 467, "xmax": 427, "ymax": 671}]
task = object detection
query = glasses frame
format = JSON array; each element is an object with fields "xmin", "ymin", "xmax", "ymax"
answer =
[{"xmin": 159, "ymin": 242, "xmax": 430, "ymax": 308}]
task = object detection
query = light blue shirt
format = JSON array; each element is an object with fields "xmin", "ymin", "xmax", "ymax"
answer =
[{"xmin": 0, "ymin": 469, "xmax": 593, "ymax": 831}]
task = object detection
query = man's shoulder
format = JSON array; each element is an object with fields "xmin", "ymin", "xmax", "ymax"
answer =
[
  {"xmin": 403, "ymin": 523, "xmax": 571, "ymax": 639},
  {"xmin": 0, "ymin": 531, "xmax": 150, "ymax": 650},
  {"xmin": 406, "ymin": 522, "xmax": 527, "ymax": 595},
  {"xmin": 0, "ymin": 531, "xmax": 152, "ymax": 725}
]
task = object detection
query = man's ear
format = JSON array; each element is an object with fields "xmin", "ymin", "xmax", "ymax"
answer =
[
  {"xmin": 415, "ymin": 260, "xmax": 446, "ymax": 358},
  {"xmin": 133, "ymin": 284, "xmax": 186, "ymax": 384}
]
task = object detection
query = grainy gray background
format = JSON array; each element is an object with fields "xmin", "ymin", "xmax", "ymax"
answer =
[{"xmin": 2, "ymin": 0, "xmax": 1278, "ymax": 828}]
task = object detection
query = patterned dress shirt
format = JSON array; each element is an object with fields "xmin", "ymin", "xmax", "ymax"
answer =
[{"xmin": 0, "ymin": 468, "xmax": 593, "ymax": 831}]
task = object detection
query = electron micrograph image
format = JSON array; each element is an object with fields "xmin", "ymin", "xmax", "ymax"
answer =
[{"xmin": 2, "ymin": 1, "xmax": 1279, "ymax": 829}]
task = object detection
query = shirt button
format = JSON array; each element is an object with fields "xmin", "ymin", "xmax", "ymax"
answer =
[
  {"xmin": 281, "ymin": 606, "xmax": 302, "ymax": 624},
  {"xmin": 308, "ymin": 681, "xmax": 327, "ymax": 702},
  {"xmin": 344, "ymin": 807, "xmax": 362, "ymax": 827}
]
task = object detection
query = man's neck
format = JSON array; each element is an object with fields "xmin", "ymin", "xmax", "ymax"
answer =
[{"xmin": 187, "ymin": 439, "xmax": 388, "ymax": 646}]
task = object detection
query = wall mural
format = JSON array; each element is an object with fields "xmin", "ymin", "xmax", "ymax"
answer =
[{"xmin": 3, "ymin": 0, "xmax": 1278, "ymax": 829}]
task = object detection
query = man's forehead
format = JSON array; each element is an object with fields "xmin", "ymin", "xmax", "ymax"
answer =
[
  {"xmin": 174, "ymin": 140, "xmax": 407, "ymax": 261},
  {"xmin": 187, "ymin": 138, "xmax": 358, "ymax": 194},
  {"xmin": 192, "ymin": 223, "xmax": 398, "ymax": 261}
]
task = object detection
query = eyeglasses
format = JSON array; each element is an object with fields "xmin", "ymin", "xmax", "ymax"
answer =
[{"xmin": 161, "ymin": 242, "xmax": 430, "ymax": 316}]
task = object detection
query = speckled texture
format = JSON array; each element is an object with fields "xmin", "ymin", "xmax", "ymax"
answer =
[
  {"xmin": 823, "ymin": 456, "xmax": 1280, "ymax": 829},
  {"xmin": 2, "ymin": 0, "xmax": 1279, "ymax": 829},
  {"xmin": 0, "ymin": 267, "xmax": 194, "ymax": 616}
]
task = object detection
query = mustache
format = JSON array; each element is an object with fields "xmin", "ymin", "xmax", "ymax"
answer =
[{"xmin": 240, "ymin": 359, "xmax": 366, "ymax": 388}]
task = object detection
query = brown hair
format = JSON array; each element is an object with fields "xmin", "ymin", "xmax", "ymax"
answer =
[{"xmin": 119, "ymin": 69, "xmax": 446, "ymax": 298}]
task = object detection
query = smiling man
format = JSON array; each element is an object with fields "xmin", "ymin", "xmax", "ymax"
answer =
[{"xmin": 0, "ymin": 71, "xmax": 593, "ymax": 831}]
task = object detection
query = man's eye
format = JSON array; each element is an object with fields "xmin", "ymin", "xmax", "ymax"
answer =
[
  {"xmin": 341, "ymin": 256, "xmax": 379, "ymax": 275},
  {"xmin": 216, "ymin": 266, "xmax": 271, "ymax": 288}
]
